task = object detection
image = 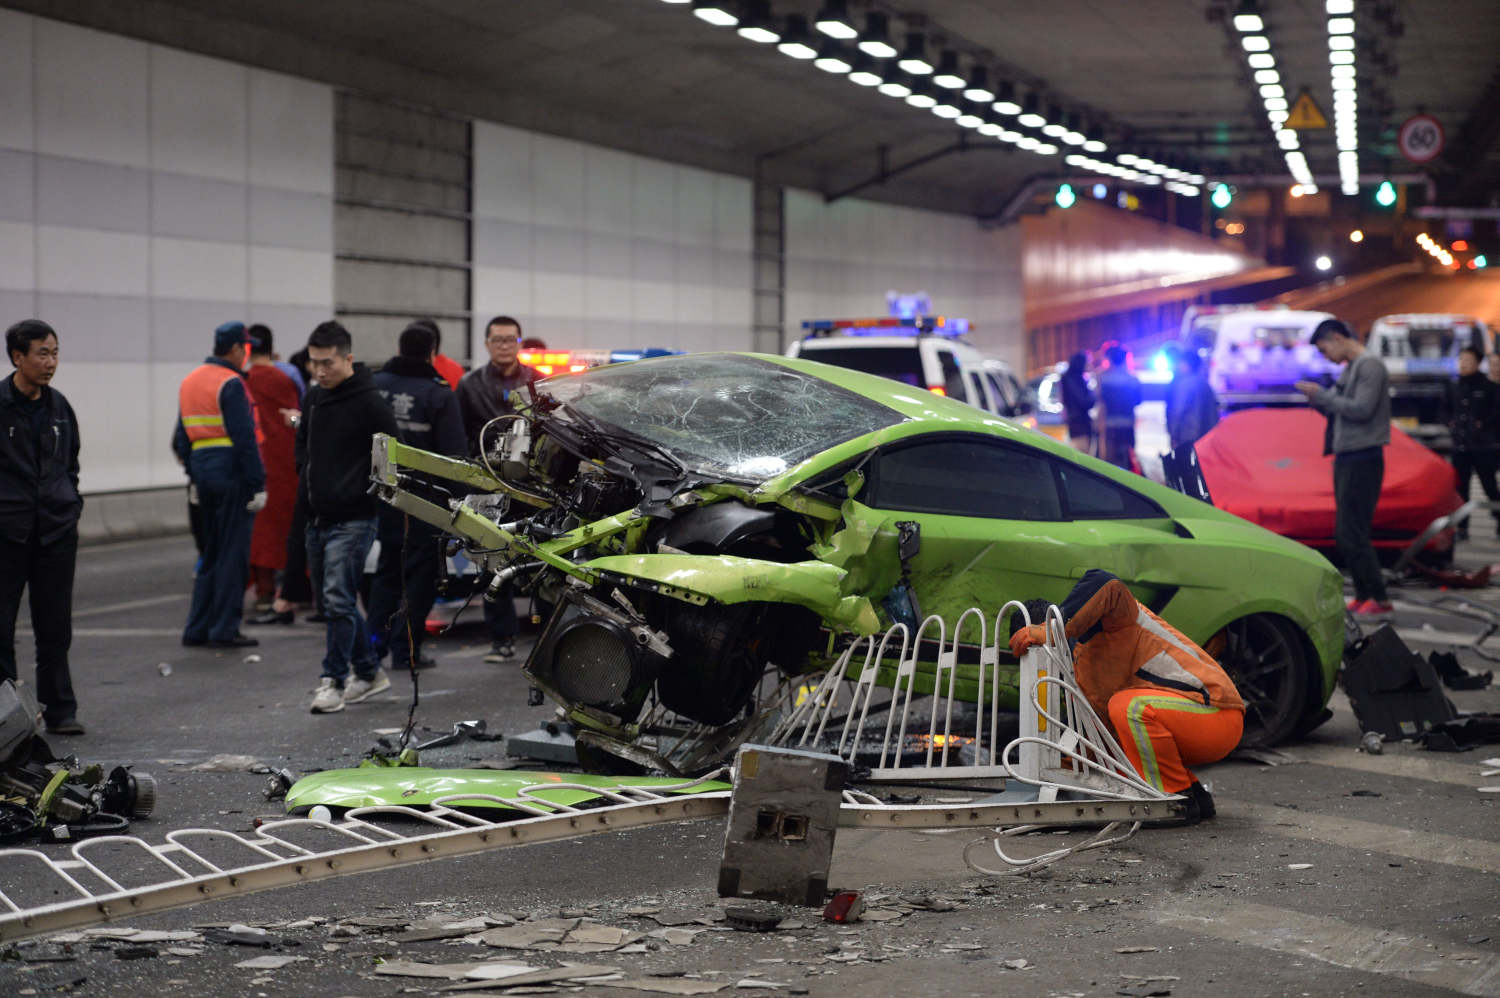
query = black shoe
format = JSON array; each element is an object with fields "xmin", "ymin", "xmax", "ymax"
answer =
[
  {"xmin": 208, "ymin": 634, "xmax": 259, "ymax": 648},
  {"xmin": 247, "ymin": 609, "xmax": 294, "ymax": 626},
  {"xmin": 46, "ymin": 717, "xmax": 85, "ymax": 736},
  {"xmin": 1186, "ymin": 780, "xmax": 1215, "ymax": 822}
]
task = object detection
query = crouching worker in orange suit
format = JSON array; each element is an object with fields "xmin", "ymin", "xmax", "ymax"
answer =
[{"xmin": 1009, "ymin": 570, "xmax": 1244, "ymax": 824}]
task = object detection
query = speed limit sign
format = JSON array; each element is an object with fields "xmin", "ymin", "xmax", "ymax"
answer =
[{"xmin": 1398, "ymin": 114, "xmax": 1444, "ymax": 164}]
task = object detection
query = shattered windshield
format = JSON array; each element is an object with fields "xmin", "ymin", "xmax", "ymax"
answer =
[{"xmin": 537, "ymin": 354, "xmax": 904, "ymax": 481}]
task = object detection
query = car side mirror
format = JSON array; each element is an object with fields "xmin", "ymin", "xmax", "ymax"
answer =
[{"xmin": 896, "ymin": 520, "xmax": 920, "ymax": 563}]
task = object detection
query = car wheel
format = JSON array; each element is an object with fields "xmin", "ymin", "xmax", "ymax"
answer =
[{"xmin": 1215, "ymin": 613, "xmax": 1311, "ymax": 747}]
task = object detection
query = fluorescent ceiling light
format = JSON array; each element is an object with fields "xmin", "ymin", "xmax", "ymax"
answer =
[
  {"xmin": 814, "ymin": 41, "xmax": 852, "ymax": 73},
  {"xmin": 1260, "ymin": 83, "xmax": 1285, "ymax": 99},
  {"xmin": 957, "ymin": 112, "xmax": 983, "ymax": 129},
  {"xmin": 877, "ymin": 69, "xmax": 912, "ymax": 98},
  {"xmin": 814, "ymin": 0, "xmax": 858, "ymax": 39},
  {"xmin": 776, "ymin": 14, "xmax": 818, "ymax": 58},
  {"xmin": 1330, "ymin": 50, "xmax": 1354, "ymax": 64},
  {"xmin": 978, "ymin": 122, "xmax": 1002, "ymax": 137},
  {"xmin": 1034, "ymin": 143, "xmax": 1059, "ymax": 155},
  {"xmin": 738, "ymin": 25, "xmax": 779, "ymax": 43},
  {"xmin": 1268, "ymin": 111, "xmax": 1288, "ymax": 126},
  {"xmin": 1241, "ymin": 35, "xmax": 1270, "ymax": 51},
  {"xmin": 1326, "ymin": 0, "xmax": 1355, "ymax": 12},
  {"xmin": 1015, "ymin": 135, "xmax": 1040, "ymax": 150},
  {"xmin": 857, "ymin": 12, "xmax": 897, "ymax": 58},
  {"xmin": 932, "ymin": 103, "xmax": 962, "ymax": 119},
  {"xmin": 999, "ymin": 129, "xmax": 1021, "ymax": 143},
  {"xmin": 1329, "ymin": 35, "xmax": 1355, "ymax": 49},
  {"xmin": 932, "ymin": 51, "xmax": 965, "ymax": 89},
  {"xmin": 847, "ymin": 52, "xmax": 881, "ymax": 86},
  {"xmin": 1065, "ymin": 153, "xmax": 1085, "ymax": 166},
  {"xmin": 1117, "ymin": 152, "xmax": 1140, "ymax": 165},
  {"xmin": 963, "ymin": 67, "xmax": 994, "ymax": 103},
  {"xmin": 1264, "ymin": 96, "xmax": 1288, "ymax": 111},
  {"xmin": 897, "ymin": 33, "xmax": 933, "ymax": 74},
  {"xmin": 1042, "ymin": 121, "xmax": 1066, "ymax": 137},
  {"xmin": 993, "ymin": 98, "xmax": 1021, "ymax": 115},
  {"xmin": 1247, "ymin": 52, "xmax": 1276, "ymax": 68},
  {"xmin": 693, "ymin": 1, "xmax": 738, "ymax": 27},
  {"xmin": 1254, "ymin": 69, "xmax": 1280, "ymax": 84},
  {"xmin": 1062, "ymin": 130, "xmax": 1086, "ymax": 146},
  {"xmin": 1233, "ymin": 13, "xmax": 1264, "ymax": 32},
  {"xmin": 1332, "ymin": 76, "xmax": 1356, "ymax": 90},
  {"xmin": 1083, "ymin": 138, "xmax": 1107, "ymax": 153},
  {"xmin": 1327, "ymin": 16, "xmax": 1355, "ymax": 33},
  {"xmin": 905, "ymin": 88, "xmax": 937, "ymax": 109}
]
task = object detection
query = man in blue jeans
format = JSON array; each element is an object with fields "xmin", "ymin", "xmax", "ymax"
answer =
[{"xmin": 295, "ymin": 321, "xmax": 399, "ymax": 713}]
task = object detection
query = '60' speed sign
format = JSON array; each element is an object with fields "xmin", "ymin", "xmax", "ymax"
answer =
[{"xmin": 1399, "ymin": 114, "xmax": 1444, "ymax": 164}]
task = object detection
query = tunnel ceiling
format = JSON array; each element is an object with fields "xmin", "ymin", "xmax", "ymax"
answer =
[{"xmin": 10, "ymin": 0, "xmax": 1500, "ymax": 215}]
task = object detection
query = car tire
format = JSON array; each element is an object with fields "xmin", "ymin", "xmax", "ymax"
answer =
[{"xmin": 1215, "ymin": 613, "xmax": 1312, "ymax": 748}]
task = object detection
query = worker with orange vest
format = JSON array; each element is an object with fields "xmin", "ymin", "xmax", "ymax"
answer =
[
  {"xmin": 1009, "ymin": 570, "xmax": 1244, "ymax": 824},
  {"xmin": 172, "ymin": 322, "xmax": 266, "ymax": 649}
]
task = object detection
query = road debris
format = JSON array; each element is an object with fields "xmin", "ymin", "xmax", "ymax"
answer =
[
  {"xmin": 233, "ymin": 955, "xmax": 305, "ymax": 970},
  {"xmin": 821, "ymin": 891, "xmax": 863, "ymax": 924},
  {"xmin": 1287, "ymin": 863, "xmax": 1314, "ymax": 870},
  {"xmin": 719, "ymin": 745, "xmax": 846, "ymax": 908},
  {"xmin": 1114, "ymin": 946, "xmax": 1159, "ymax": 954},
  {"xmin": 594, "ymin": 979, "xmax": 726, "ymax": 995},
  {"xmin": 187, "ymin": 754, "xmax": 267, "ymax": 773}
]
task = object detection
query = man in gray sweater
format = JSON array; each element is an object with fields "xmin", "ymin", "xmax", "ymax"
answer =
[{"xmin": 1296, "ymin": 318, "xmax": 1392, "ymax": 618}]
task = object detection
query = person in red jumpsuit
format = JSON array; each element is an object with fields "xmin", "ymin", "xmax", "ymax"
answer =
[
  {"xmin": 1009, "ymin": 570, "xmax": 1243, "ymax": 823},
  {"xmin": 244, "ymin": 330, "xmax": 301, "ymax": 615}
]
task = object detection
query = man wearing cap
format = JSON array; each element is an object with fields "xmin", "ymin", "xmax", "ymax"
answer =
[{"xmin": 173, "ymin": 321, "xmax": 266, "ymax": 649}]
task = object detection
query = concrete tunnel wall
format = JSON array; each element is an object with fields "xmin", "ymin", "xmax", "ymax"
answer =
[{"xmin": 0, "ymin": 10, "xmax": 1044, "ymax": 540}]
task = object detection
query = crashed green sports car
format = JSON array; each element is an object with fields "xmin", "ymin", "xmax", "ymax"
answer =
[{"xmin": 373, "ymin": 352, "xmax": 1342, "ymax": 770}]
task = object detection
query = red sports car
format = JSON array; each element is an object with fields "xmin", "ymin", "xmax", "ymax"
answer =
[{"xmin": 1191, "ymin": 408, "xmax": 1463, "ymax": 563}]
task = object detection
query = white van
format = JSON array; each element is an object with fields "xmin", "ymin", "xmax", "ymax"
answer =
[
  {"xmin": 1207, "ymin": 309, "xmax": 1340, "ymax": 407},
  {"xmin": 1369, "ymin": 313, "xmax": 1493, "ymax": 450},
  {"xmin": 787, "ymin": 331, "xmax": 1034, "ymax": 421}
]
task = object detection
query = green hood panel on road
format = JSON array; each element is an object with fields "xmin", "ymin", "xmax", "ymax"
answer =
[{"xmin": 284, "ymin": 768, "xmax": 729, "ymax": 814}]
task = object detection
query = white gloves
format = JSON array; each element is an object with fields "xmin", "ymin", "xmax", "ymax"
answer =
[
  {"xmin": 188, "ymin": 483, "xmax": 199, "ymax": 505},
  {"xmin": 246, "ymin": 491, "xmax": 267, "ymax": 513}
]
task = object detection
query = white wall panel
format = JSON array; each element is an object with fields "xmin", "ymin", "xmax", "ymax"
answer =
[
  {"xmin": 532, "ymin": 134, "xmax": 585, "ymax": 228},
  {"xmin": 585, "ymin": 147, "xmax": 633, "ymax": 236},
  {"xmin": 0, "ymin": 10, "xmax": 34, "ymax": 152},
  {"xmin": 248, "ymin": 70, "xmax": 333, "ymax": 195},
  {"xmin": 34, "ymin": 21, "xmax": 149, "ymax": 168},
  {"xmin": 0, "ymin": 222, "xmax": 35, "ymax": 290},
  {"xmin": 630, "ymin": 161, "xmax": 676, "ymax": 245},
  {"xmin": 151, "ymin": 47, "xmax": 248, "ymax": 183},
  {"xmin": 7, "ymin": 12, "xmax": 336, "ymax": 494},
  {"xmin": 36, "ymin": 226, "xmax": 148, "ymax": 296},
  {"xmin": 473, "ymin": 122, "xmax": 532, "ymax": 223},
  {"xmin": 250, "ymin": 246, "xmax": 332, "ymax": 306},
  {"xmin": 152, "ymin": 236, "xmax": 248, "ymax": 302}
]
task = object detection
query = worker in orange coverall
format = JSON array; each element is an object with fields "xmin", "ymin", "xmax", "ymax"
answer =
[{"xmin": 1008, "ymin": 570, "xmax": 1243, "ymax": 823}]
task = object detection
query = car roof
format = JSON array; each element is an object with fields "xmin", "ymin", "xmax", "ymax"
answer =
[
  {"xmin": 794, "ymin": 334, "xmax": 982, "ymax": 356},
  {"xmin": 1371, "ymin": 313, "xmax": 1482, "ymax": 328},
  {"xmin": 1214, "ymin": 310, "xmax": 1333, "ymax": 333}
]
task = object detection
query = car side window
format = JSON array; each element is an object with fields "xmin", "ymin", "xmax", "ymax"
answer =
[
  {"xmin": 871, "ymin": 438, "xmax": 1063, "ymax": 520},
  {"xmin": 966, "ymin": 371, "xmax": 990, "ymax": 411},
  {"xmin": 937, "ymin": 351, "xmax": 967, "ymax": 402},
  {"xmin": 985, "ymin": 373, "xmax": 1017, "ymax": 415},
  {"xmin": 1054, "ymin": 461, "xmax": 1164, "ymax": 519}
]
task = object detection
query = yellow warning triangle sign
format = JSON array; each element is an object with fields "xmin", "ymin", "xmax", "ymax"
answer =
[{"xmin": 1285, "ymin": 89, "xmax": 1328, "ymax": 130}]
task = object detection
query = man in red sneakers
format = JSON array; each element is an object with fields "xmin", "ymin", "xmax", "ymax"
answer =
[{"xmin": 1296, "ymin": 319, "xmax": 1393, "ymax": 619}]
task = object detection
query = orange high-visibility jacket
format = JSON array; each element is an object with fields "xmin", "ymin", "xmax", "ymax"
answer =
[
  {"xmin": 1062, "ymin": 577, "xmax": 1244, "ymax": 724},
  {"xmin": 179, "ymin": 362, "xmax": 263, "ymax": 450}
]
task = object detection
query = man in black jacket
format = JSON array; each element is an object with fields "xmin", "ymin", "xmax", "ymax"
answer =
[
  {"xmin": 0, "ymin": 320, "xmax": 84, "ymax": 735},
  {"xmin": 457, "ymin": 316, "xmax": 539, "ymax": 663},
  {"xmin": 296, "ymin": 321, "xmax": 400, "ymax": 714},
  {"xmin": 1448, "ymin": 346, "xmax": 1500, "ymax": 539},
  {"xmin": 368, "ymin": 323, "xmax": 467, "ymax": 672}
]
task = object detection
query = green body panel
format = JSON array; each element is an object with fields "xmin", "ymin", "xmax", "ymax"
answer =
[{"xmin": 284, "ymin": 768, "xmax": 729, "ymax": 813}]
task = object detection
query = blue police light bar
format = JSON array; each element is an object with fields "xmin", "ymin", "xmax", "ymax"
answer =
[
  {"xmin": 608, "ymin": 348, "xmax": 684, "ymax": 363},
  {"xmin": 800, "ymin": 315, "xmax": 971, "ymax": 337}
]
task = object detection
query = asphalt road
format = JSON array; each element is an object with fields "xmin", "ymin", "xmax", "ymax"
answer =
[{"xmin": 3, "ymin": 528, "xmax": 1500, "ymax": 998}]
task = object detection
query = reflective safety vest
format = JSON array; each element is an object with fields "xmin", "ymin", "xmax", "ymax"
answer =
[{"xmin": 179, "ymin": 363, "xmax": 259, "ymax": 450}]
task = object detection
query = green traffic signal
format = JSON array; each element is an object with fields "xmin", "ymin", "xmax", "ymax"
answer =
[
  {"xmin": 1375, "ymin": 180, "xmax": 1397, "ymax": 208},
  {"xmin": 1055, "ymin": 183, "xmax": 1076, "ymax": 209},
  {"xmin": 1211, "ymin": 184, "xmax": 1232, "ymax": 210}
]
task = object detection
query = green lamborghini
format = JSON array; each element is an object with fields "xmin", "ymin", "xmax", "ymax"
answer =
[{"xmin": 373, "ymin": 352, "xmax": 1343, "ymax": 768}]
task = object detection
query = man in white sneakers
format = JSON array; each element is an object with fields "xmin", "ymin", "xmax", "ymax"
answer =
[{"xmin": 296, "ymin": 322, "xmax": 399, "ymax": 713}]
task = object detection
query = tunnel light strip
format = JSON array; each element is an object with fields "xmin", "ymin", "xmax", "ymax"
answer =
[
  {"xmin": 1232, "ymin": 8, "xmax": 1309, "ymax": 187},
  {"xmin": 1329, "ymin": 2, "xmax": 1359, "ymax": 195}
]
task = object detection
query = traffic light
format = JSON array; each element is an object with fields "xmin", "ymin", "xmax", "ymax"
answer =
[
  {"xmin": 1374, "ymin": 180, "xmax": 1397, "ymax": 208},
  {"xmin": 1055, "ymin": 183, "xmax": 1076, "ymax": 209},
  {"xmin": 1210, "ymin": 184, "xmax": 1233, "ymax": 210}
]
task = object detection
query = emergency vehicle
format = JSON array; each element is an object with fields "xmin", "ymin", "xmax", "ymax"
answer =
[
  {"xmin": 1369, "ymin": 313, "xmax": 1494, "ymax": 451},
  {"xmin": 1193, "ymin": 307, "xmax": 1340, "ymax": 409},
  {"xmin": 786, "ymin": 314, "xmax": 1034, "ymax": 422}
]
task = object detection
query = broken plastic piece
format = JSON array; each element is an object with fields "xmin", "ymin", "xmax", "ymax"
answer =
[{"xmin": 822, "ymin": 891, "xmax": 864, "ymax": 924}]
